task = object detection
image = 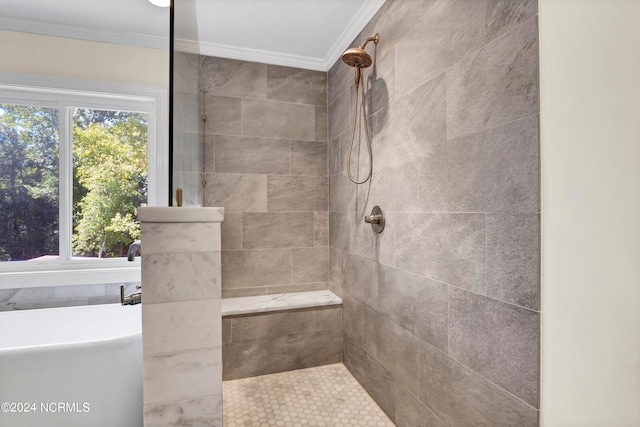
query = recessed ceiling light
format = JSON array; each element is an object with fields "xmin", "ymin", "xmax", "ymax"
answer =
[{"xmin": 149, "ymin": 0, "xmax": 170, "ymax": 7}]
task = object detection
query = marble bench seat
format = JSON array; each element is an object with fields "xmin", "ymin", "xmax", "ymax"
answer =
[
  {"xmin": 221, "ymin": 290, "xmax": 342, "ymax": 316},
  {"xmin": 221, "ymin": 290, "xmax": 343, "ymax": 380}
]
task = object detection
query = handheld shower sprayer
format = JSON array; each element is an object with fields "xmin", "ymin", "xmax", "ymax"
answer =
[{"xmin": 341, "ymin": 33, "xmax": 380, "ymax": 185}]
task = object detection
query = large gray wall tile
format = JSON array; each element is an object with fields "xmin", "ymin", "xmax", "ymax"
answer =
[
  {"xmin": 329, "ymin": 247, "xmax": 342, "ymax": 288},
  {"xmin": 344, "ymin": 339, "xmax": 396, "ymax": 421},
  {"xmin": 358, "ymin": 161, "xmax": 419, "ymax": 213},
  {"xmin": 243, "ymin": 99, "xmax": 315, "ymax": 140},
  {"xmin": 348, "ymin": 209, "xmax": 397, "ymax": 267},
  {"xmin": 396, "ymin": 388, "xmax": 446, "ymax": 427},
  {"xmin": 220, "ymin": 212, "xmax": 242, "ymax": 251},
  {"xmin": 359, "ymin": 0, "xmax": 430, "ymax": 60},
  {"xmin": 376, "ymin": 74, "xmax": 446, "ymax": 170},
  {"xmin": 315, "ymin": 106, "xmax": 328, "ymax": 142},
  {"xmin": 330, "ymin": 173, "xmax": 357, "ymax": 213},
  {"xmin": 214, "ymin": 135, "xmax": 290, "ymax": 175},
  {"xmin": 292, "ymin": 247, "xmax": 329, "ymax": 283},
  {"xmin": 315, "ymin": 211, "xmax": 329, "ymax": 247},
  {"xmin": 230, "ymin": 310, "xmax": 314, "ymax": 341},
  {"xmin": 287, "ymin": 331, "xmax": 341, "ymax": 370},
  {"xmin": 363, "ymin": 307, "xmax": 421, "ymax": 395},
  {"xmin": 342, "ymin": 293, "xmax": 364, "ymax": 346},
  {"xmin": 485, "ymin": 0, "xmax": 537, "ymax": 42},
  {"xmin": 329, "ymin": 136, "xmax": 341, "ymax": 176},
  {"xmin": 419, "ymin": 114, "xmax": 540, "ymax": 212},
  {"xmin": 341, "ymin": 253, "xmax": 378, "ymax": 308},
  {"xmin": 204, "ymin": 173, "xmax": 267, "ymax": 212},
  {"xmin": 242, "ymin": 212, "xmax": 314, "ymax": 249},
  {"xmin": 200, "ymin": 57, "xmax": 266, "ymax": 99},
  {"xmin": 396, "ymin": 213, "xmax": 486, "ymax": 293},
  {"xmin": 204, "ymin": 95, "xmax": 241, "ymax": 136},
  {"xmin": 449, "ymin": 287, "xmax": 540, "ymax": 407},
  {"xmin": 291, "ymin": 140, "xmax": 327, "ymax": 176},
  {"xmin": 378, "ymin": 265, "xmax": 448, "ymax": 351},
  {"xmin": 367, "ymin": 47, "xmax": 395, "ymax": 116},
  {"xmin": 267, "ymin": 282, "xmax": 328, "ymax": 295},
  {"xmin": 222, "ymin": 288, "xmax": 267, "ymax": 299},
  {"xmin": 204, "ymin": 134, "xmax": 215, "ymax": 173},
  {"xmin": 267, "ymin": 65, "xmax": 327, "ymax": 106},
  {"xmin": 223, "ymin": 337, "xmax": 288, "ymax": 380},
  {"xmin": 328, "ymin": 88, "xmax": 353, "ymax": 140},
  {"xmin": 267, "ymin": 175, "xmax": 328, "ymax": 212},
  {"xmin": 420, "ymin": 341, "xmax": 538, "ymax": 426},
  {"xmin": 487, "ymin": 213, "xmax": 540, "ymax": 310},
  {"xmin": 315, "ymin": 306, "xmax": 342, "ymax": 333},
  {"xmin": 328, "ymin": 49, "xmax": 355, "ymax": 105},
  {"xmin": 446, "ymin": 17, "xmax": 539, "ymax": 139},
  {"xmin": 329, "ymin": 212, "xmax": 350, "ymax": 252},
  {"xmin": 395, "ymin": 0, "xmax": 484, "ymax": 98},
  {"xmin": 221, "ymin": 249, "xmax": 291, "ymax": 289}
]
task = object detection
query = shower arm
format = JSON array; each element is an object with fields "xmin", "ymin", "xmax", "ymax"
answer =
[
  {"xmin": 353, "ymin": 34, "xmax": 380, "ymax": 85},
  {"xmin": 359, "ymin": 34, "xmax": 380, "ymax": 50}
]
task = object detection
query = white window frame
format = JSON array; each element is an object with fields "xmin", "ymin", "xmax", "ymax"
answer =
[{"xmin": 0, "ymin": 72, "xmax": 168, "ymax": 289}]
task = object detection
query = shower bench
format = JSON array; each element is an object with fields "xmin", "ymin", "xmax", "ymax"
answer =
[{"xmin": 221, "ymin": 290, "xmax": 343, "ymax": 380}]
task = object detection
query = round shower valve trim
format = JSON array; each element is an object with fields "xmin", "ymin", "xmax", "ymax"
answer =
[{"xmin": 364, "ymin": 206, "xmax": 385, "ymax": 234}]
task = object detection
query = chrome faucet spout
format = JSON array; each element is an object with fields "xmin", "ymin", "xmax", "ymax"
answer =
[{"xmin": 127, "ymin": 241, "xmax": 141, "ymax": 261}]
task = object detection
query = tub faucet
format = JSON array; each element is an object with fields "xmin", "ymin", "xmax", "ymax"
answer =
[
  {"xmin": 121, "ymin": 284, "xmax": 142, "ymax": 306},
  {"xmin": 127, "ymin": 240, "xmax": 141, "ymax": 261}
]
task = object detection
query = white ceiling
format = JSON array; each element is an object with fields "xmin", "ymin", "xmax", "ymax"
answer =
[{"xmin": 0, "ymin": 0, "xmax": 385, "ymax": 71}]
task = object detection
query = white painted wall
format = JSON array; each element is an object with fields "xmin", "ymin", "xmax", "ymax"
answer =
[
  {"xmin": 539, "ymin": 1, "xmax": 640, "ymax": 426},
  {"xmin": 0, "ymin": 29, "xmax": 168, "ymax": 87}
]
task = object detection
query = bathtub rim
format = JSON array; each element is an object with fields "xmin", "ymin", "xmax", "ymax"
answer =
[{"xmin": 0, "ymin": 302, "xmax": 141, "ymax": 352}]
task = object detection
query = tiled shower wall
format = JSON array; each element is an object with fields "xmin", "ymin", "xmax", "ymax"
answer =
[
  {"xmin": 200, "ymin": 57, "xmax": 329, "ymax": 298},
  {"xmin": 329, "ymin": 0, "xmax": 540, "ymax": 425}
]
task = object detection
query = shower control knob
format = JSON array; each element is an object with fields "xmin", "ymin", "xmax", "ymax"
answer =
[
  {"xmin": 364, "ymin": 206, "xmax": 385, "ymax": 234},
  {"xmin": 364, "ymin": 214, "xmax": 382, "ymax": 224}
]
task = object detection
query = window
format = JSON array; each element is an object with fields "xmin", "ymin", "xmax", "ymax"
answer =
[{"xmin": 0, "ymin": 75, "xmax": 168, "ymax": 288}]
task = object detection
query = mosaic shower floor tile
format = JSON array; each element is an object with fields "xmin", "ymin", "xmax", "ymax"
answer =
[{"xmin": 223, "ymin": 363, "xmax": 395, "ymax": 427}]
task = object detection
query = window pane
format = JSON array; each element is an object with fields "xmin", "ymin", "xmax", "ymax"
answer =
[
  {"xmin": 0, "ymin": 104, "xmax": 59, "ymax": 261},
  {"xmin": 72, "ymin": 109, "xmax": 148, "ymax": 258}
]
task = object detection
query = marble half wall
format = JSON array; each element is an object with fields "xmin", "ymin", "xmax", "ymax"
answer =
[{"xmin": 139, "ymin": 207, "xmax": 223, "ymax": 427}]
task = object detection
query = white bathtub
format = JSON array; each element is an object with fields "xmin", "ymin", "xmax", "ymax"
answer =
[{"xmin": 0, "ymin": 303, "xmax": 142, "ymax": 427}]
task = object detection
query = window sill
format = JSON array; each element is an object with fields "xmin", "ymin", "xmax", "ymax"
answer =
[{"xmin": 0, "ymin": 261, "xmax": 141, "ymax": 289}]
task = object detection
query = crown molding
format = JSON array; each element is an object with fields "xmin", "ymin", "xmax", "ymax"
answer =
[
  {"xmin": 175, "ymin": 39, "xmax": 327, "ymax": 71},
  {"xmin": 323, "ymin": 0, "xmax": 386, "ymax": 70},
  {"xmin": 0, "ymin": 15, "xmax": 168, "ymax": 50},
  {"xmin": 177, "ymin": 0, "xmax": 386, "ymax": 71}
]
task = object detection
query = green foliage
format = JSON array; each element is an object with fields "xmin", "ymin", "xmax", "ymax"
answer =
[
  {"xmin": 0, "ymin": 104, "xmax": 59, "ymax": 261},
  {"xmin": 72, "ymin": 110, "xmax": 147, "ymax": 257},
  {"xmin": 0, "ymin": 105, "xmax": 147, "ymax": 261}
]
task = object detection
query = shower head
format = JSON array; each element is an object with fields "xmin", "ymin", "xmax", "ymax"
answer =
[
  {"xmin": 341, "ymin": 33, "xmax": 380, "ymax": 69},
  {"xmin": 342, "ymin": 47, "xmax": 373, "ymax": 68}
]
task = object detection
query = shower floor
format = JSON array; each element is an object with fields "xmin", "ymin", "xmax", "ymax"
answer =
[{"xmin": 223, "ymin": 363, "xmax": 394, "ymax": 427}]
